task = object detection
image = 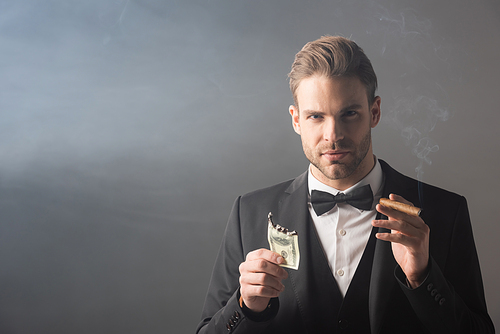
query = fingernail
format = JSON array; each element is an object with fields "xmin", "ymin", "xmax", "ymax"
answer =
[{"xmin": 277, "ymin": 256, "xmax": 284, "ymax": 264}]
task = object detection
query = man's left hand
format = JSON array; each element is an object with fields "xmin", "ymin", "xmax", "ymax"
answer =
[{"xmin": 373, "ymin": 193, "xmax": 430, "ymax": 288}]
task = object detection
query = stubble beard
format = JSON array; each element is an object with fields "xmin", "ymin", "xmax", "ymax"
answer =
[{"xmin": 305, "ymin": 129, "xmax": 372, "ymax": 182}]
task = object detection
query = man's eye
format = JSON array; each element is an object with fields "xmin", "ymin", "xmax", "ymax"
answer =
[
  {"xmin": 343, "ymin": 111, "xmax": 357, "ymax": 117},
  {"xmin": 308, "ymin": 114, "xmax": 322, "ymax": 120}
]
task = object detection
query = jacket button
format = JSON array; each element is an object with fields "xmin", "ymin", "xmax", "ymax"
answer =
[
  {"xmin": 427, "ymin": 283, "xmax": 434, "ymax": 291},
  {"xmin": 234, "ymin": 311, "xmax": 240, "ymax": 319},
  {"xmin": 431, "ymin": 289, "xmax": 438, "ymax": 297},
  {"xmin": 434, "ymin": 293, "xmax": 442, "ymax": 302},
  {"xmin": 439, "ymin": 298, "xmax": 446, "ymax": 306},
  {"xmin": 226, "ymin": 323, "xmax": 231, "ymax": 331},
  {"xmin": 339, "ymin": 319, "xmax": 349, "ymax": 329}
]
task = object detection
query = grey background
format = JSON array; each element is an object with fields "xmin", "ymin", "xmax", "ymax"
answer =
[{"xmin": 1, "ymin": 0, "xmax": 498, "ymax": 333}]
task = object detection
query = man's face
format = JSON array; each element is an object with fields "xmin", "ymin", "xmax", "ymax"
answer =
[{"xmin": 289, "ymin": 75, "xmax": 381, "ymax": 190}]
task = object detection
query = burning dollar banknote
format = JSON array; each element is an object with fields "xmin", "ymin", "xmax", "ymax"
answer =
[{"xmin": 267, "ymin": 212, "xmax": 300, "ymax": 270}]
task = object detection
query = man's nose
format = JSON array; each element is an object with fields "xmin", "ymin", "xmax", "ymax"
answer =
[{"xmin": 323, "ymin": 118, "xmax": 344, "ymax": 142}]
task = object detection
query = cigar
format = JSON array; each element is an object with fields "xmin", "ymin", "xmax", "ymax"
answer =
[{"xmin": 379, "ymin": 198, "xmax": 421, "ymax": 217}]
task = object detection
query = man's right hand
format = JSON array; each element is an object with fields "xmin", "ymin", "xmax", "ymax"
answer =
[{"xmin": 238, "ymin": 249, "xmax": 288, "ymax": 313}]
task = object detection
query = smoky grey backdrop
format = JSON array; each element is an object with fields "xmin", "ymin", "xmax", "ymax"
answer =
[{"xmin": 1, "ymin": 0, "xmax": 499, "ymax": 333}]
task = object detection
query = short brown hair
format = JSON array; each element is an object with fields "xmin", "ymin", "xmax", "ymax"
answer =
[{"xmin": 288, "ymin": 36, "xmax": 378, "ymax": 107}]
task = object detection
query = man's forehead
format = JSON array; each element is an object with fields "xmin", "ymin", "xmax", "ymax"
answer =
[
  {"xmin": 297, "ymin": 77, "xmax": 367, "ymax": 101},
  {"xmin": 295, "ymin": 76, "xmax": 369, "ymax": 106}
]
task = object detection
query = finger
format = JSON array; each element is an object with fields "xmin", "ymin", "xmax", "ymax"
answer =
[
  {"xmin": 376, "ymin": 203, "xmax": 414, "ymax": 222},
  {"xmin": 373, "ymin": 218, "xmax": 429, "ymax": 243},
  {"xmin": 375, "ymin": 231, "xmax": 416, "ymax": 248},
  {"xmin": 376, "ymin": 202, "xmax": 406, "ymax": 219},
  {"xmin": 376, "ymin": 204, "xmax": 424, "ymax": 229},
  {"xmin": 240, "ymin": 272, "xmax": 285, "ymax": 294},
  {"xmin": 240, "ymin": 257, "xmax": 288, "ymax": 279},
  {"xmin": 372, "ymin": 218, "xmax": 418, "ymax": 236},
  {"xmin": 241, "ymin": 282, "xmax": 283, "ymax": 299},
  {"xmin": 376, "ymin": 228, "xmax": 429, "ymax": 252},
  {"xmin": 246, "ymin": 248, "xmax": 285, "ymax": 265}
]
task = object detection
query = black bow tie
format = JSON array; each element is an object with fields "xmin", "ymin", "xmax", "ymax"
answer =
[{"xmin": 310, "ymin": 184, "xmax": 373, "ymax": 216}]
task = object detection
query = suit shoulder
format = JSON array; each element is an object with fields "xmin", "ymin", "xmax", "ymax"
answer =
[
  {"xmin": 379, "ymin": 159, "xmax": 466, "ymax": 205},
  {"xmin": 240, "ymin": 178, "xmax": 296, "ymax": 203},
  {"xmin": 236, "ymin": 171, "xmax": 306, "ymax": 207},
  {"xmin": 402, "ymin": 170, "xmax": 463, "ymax": 200}
]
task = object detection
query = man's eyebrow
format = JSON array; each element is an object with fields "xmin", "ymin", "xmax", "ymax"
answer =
[
  {"xmin": 302, "ymin": 104, "xmax": 364, "ymax": 114},
  {"xmin": 340, "ymin": 104, "xmax": 363, "ymax": 111},
  {"xmin": 302, "ymin": 109, "xmax": 324, "ymax": 114}
]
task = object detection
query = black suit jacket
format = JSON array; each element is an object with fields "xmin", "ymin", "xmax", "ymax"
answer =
[{"xmin": 197, "ymin": 160, "xmax": 494, "ymax": 333}]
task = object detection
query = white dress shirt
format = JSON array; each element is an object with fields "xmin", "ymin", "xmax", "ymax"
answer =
[{"xmin": 307, "ymin": 159, "xmax": 384, "ymax": 297}]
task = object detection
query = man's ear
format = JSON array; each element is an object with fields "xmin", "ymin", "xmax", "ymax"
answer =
[
  {"xmin": 289, "ymin": 105, "xmax": 301, "ymax": 135},
  {"xmin": 370, "ymin": 96, "xmax": 381, "ymax": 128}
]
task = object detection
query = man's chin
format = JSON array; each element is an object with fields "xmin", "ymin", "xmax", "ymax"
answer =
[{"xmin": 316, "ymin": 164, "xmax": 353, "ymax": 181}]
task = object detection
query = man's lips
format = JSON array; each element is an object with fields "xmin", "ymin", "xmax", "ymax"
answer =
[{"xmin": 321, "ymin": 150, "xmax": 349, "ymax": 160}]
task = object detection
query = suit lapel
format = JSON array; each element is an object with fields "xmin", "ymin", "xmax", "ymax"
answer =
[
  {"xmin": 370, "ymin": 160, "xmax": 421, "ymax": 334},
  {"xmin": 275, "ymin": 171, "xmax": 340, "ymax": 333},
  {"xmin": 369, "ymin": 217, "xmax": 396, "ymax": 334}
]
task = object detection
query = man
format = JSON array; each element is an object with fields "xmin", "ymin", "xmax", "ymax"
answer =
[{"xmin": 196, "ymin": 36, "xmax": 494, "ymax": 333}]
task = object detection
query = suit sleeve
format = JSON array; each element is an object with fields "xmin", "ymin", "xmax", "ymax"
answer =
[
  {"xmin": 395, "ymin": 195, "xmax": 495, "ymax": 334},
  {"xmin": 196, "ymin": 197, "xmax": 278, "ymax": 334}
]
